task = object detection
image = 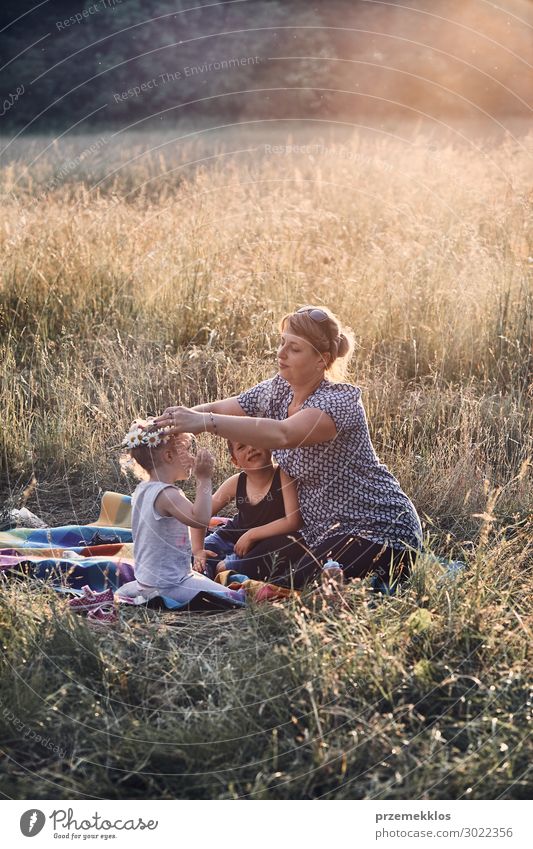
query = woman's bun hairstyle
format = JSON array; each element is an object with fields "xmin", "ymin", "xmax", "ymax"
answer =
[{"xmin": 337, "ymin": 332, "xmax": 351, "ymax": 359}]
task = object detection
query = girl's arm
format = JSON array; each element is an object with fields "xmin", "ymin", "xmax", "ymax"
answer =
[
  {"xmin": 155, "ymin": 448, "xmax": 214, "ymax": 528},
  {"xmin": 190, "ymin": 474, "xmax": 239, "ymax": 553},
  {"xmin": 155, "ymin": 483, "xmax": 211, "ymax": 529},
  {"xmin": 155, "ymin": 406, "xmax": 337, "ymax": 449},
  {"xmin": 233, "ymin": 470, "xmax": 302, "ymax": 556}
]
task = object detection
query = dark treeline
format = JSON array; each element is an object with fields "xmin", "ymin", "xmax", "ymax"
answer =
[{"xmin": 1, "ymin": 0, "xmax": 532, "ymax": 134}]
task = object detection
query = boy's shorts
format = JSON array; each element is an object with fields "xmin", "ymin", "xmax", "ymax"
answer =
[{"xmin": 201, "ymin": 531, "xmax": 242, "ymax": 579}]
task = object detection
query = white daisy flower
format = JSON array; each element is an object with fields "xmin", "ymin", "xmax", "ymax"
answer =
[
  {"xmin": 143, "ymin": 431, "xmax": 161, "ymax": 448},
  {"xmin": 121, "ymin": 425, "xmax": 144, "ymax": 448}
]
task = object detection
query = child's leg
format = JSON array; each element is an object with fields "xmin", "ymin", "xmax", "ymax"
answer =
[
  {"xmin": 201, "ymin": 532, "xmax": 236, "ymax": 578},
  {"xmin": 222, "ymin": 551, "xmax": 242, "ymax": 566},
  {"xmin": 116, "ymin": 580, "xmax": 158, "ymax": 601},
  {"xmin": 214, "ymin": 550, "xmax": 243, "ymax": 575},
  {"xmin": 161, "ymin": 572, "xmax": 244, "ymax": 605}
]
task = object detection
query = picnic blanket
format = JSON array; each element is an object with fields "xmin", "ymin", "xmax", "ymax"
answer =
[{"xmin": 0, "ymin": 491, "xmax": 293, "ymax": 611}]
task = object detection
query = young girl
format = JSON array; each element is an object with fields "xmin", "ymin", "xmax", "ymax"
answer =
[
  {"xmin": 191, "ymin": 441, "xmax": 302, "ymax": 578},
  {"xmin": 116, "ymin": 420, "xmax": 245, "ymax": 606}
]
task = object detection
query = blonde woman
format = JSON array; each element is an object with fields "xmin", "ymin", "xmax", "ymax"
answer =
[{"xmin": 154, "ymin": 306, "xmax": 422, "ymax": 588}]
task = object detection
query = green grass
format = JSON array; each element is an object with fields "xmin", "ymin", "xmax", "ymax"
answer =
[{"xmin": 0, "ymin": 540, "xmax": 530, "ymax": 799}]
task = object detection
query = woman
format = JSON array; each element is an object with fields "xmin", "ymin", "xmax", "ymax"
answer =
[{"xmin": 154, "ymin": 306, "xmax": 422, "ymax": 588}]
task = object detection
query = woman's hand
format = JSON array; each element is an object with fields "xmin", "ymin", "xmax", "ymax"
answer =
[
  {"xmin": 154, "ymin": 406, "xmax": 205, "ymax": 435},
  {"xmin": 234, "ymin": 529, "xmax": 258, "ymax": 557},
  {"xmin": 194, "ymin": 448, "xmax": 214, "ymax": 480}
]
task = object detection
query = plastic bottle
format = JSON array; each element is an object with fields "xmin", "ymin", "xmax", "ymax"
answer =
[{"xmin": 321, "ymin": 558, "xmax": 344, "ymax": 593}]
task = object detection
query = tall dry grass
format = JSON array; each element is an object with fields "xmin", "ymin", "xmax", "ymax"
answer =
[
  {"xmin": 0, "ymin": 129, "xmax": 531, "ymax": 799},
  {"xmin": 1, "ymin": 129, "xmax": 531, "ymax": 539}
]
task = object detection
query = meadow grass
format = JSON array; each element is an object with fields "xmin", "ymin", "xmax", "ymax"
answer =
[{"xmin": 0, "ymin": 128, "xmax": 531, "ymax": 798}]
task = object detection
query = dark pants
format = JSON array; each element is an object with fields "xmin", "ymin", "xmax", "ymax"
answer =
[{"xmin": 232, "ymin": 532, "xmax": 417, "ymax": 590}]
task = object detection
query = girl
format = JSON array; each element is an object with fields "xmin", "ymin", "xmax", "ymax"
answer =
[{"xmin": 116, "ymin": 421, "xmax": 244, "ymax": 606}]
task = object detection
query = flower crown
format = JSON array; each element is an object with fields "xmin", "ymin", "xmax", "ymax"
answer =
[{"xmin": 121, "ymin": 422, "xmax": 171, "ymax": 450}]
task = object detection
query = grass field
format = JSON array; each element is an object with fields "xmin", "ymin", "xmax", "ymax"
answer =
[{"xmin": 0, "ymin": 127, "xmax": 531, "ymax": 799}]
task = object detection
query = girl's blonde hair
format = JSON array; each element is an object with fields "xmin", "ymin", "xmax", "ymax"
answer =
[
  {"xmin": 121, "ymin": 420, "xmax": 191, "ymax": 480},
  {"xmin": 280, "ymin": 305, "xmax": 355, "ymax": 381}
]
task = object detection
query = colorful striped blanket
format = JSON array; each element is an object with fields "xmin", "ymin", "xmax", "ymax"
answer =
[
  {"xmin": 0, "ymin": 493, "xmax": 134, "ymax": 596},
  {"xmin": 0, "ymin": 492, "xmax": 294, "ymax": 610}
]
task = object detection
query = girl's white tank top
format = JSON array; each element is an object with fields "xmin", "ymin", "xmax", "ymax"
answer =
[{"xmin": 131, "ymin": 481, "xmax": 193, "ymax": 588}]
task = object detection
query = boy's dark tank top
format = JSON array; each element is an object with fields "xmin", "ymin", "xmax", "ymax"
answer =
[{"xmin": 215, "ymin": 467, "xmax": 285, "ymax": 542}]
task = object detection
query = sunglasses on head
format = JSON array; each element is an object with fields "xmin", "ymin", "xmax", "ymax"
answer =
[{"xmin": 296, "ymin": 306, "xmax": 329, "ymax": 323}]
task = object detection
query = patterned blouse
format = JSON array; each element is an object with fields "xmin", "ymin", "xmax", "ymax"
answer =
[{"xmin": 237, "ymin": 375, "xmax": 422, "ymax": 551}]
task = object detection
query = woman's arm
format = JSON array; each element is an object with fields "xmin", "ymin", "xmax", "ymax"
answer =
[
  {"xmin": 155, "ymin": 406, "xmax": 337, "ymax": 449},
  {"xmin": 191, "ymin": 397, "xmax": 246, "ymax": 415}
]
